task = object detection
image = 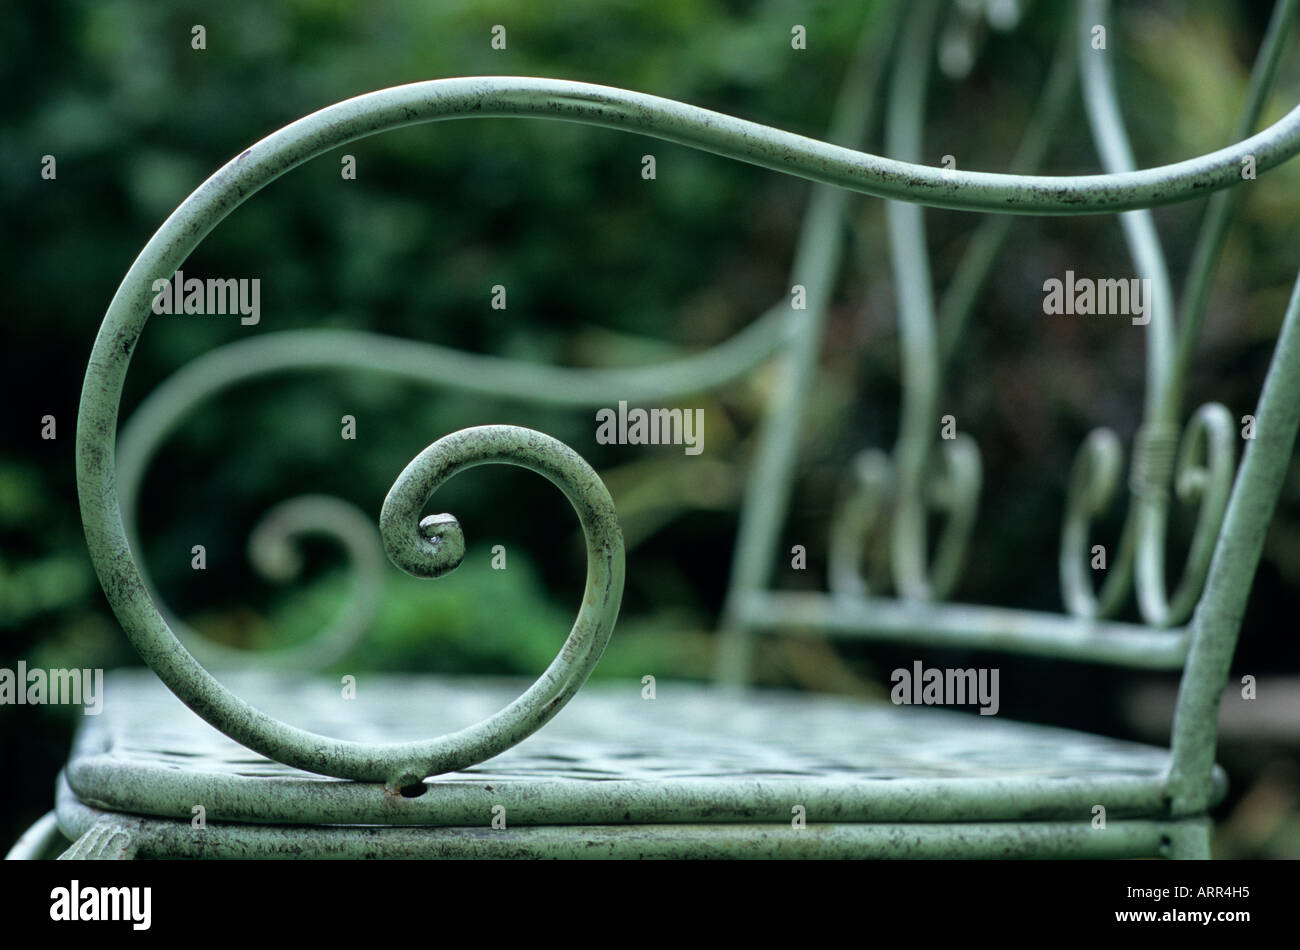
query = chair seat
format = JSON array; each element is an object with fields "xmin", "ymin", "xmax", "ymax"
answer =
[{"xmin": 63, "ymin": 669, "xmax": 1224, "ymax": 830}]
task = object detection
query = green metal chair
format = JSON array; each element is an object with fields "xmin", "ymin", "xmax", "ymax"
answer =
[{"xmin": 12, "ymin": 0, "xmax": 1300, "ymax": 859}]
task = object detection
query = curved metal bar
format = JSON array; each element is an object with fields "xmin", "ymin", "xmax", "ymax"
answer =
[
  {"xmin": 1064, "ymin": 401, "xmax": 1239, "ymax": 627},
  {"xmin": 832, "ymin": 431, "xmax": 981, "ymax": 604},
  {"xmin": 1059, "ymin": 428, "xmax": 1135, "ymax": 618},
  {"xmin": 828, "ymin": 449, "xmax": 893, "ymax": 598},
  {"xmin": 937, "ymin": 3, "xmax": 1080, "ymax": 366},
  {"xmin": 884, "ymin": 0, "xmax": 984, "ymax": 603},
  {"xmin": 1125, "ymin": 0, "xmax": 1295, "ymax": 625},
  {"xmin": 1174, "ymin": 0, "xmax": 1300, "ymax": 399},
  {"xmin": 833, "ymin": 3, "xmax": 1074, "ymax": 603},
  {"xmin": 273, "ymin": 76, "xmax": 1300, "ymax": 216},
  {"xmin": 184, "ymin": 495, "xmax": 385, "ymax": 670},
  {"xmin": 717, "ymin": 0, "xmax": 903, "ymax": 683},
  {"xmin": 1060, "ymin": 0, "xmax": 1287, "ymax": 624},
  {"xmin": 73, "ymin": 80, "xmax": 1300, "ymax": 279},
  {"xmin": 95, "ymin": 418, "xmax": 624, "ymax": 786},
  {"xmin": 121, "ymin": 320, "xmax": 790, "ymax": 431},
  {"xmin": 114, "ymin": 312, "xmax": 784, "ymax": 669},
  {"xmin": 1059, "ymin": 0, "xmax": 1172, "ymax": 620},
  {"xmin": 1135, "ymin": 404, "xmax": 1237, "ymax": 626},
  {"xmin": 1168, "ymin": 265, "xmax": 1300, "ymax": 812},
  {"xmin": 52, "ymin": 770, "xmax": 1198, "ymax": 858},
  {"xmin": 116, "ymin": 339, "xmax": 391, "ymax": 668},
  {"xmin": 737, "ymin": 591, "xmax": 1189, "ymax": 670},
  {"xmin": 926, "ymin": 434, "xmax": 984, "ymax": 599},
  {"xmin": 1080, "ymin": 0, "xmax": 1176, "ymax": 417},
  {"xmin": 885, "ymin": 0, "xmax": 946, "ymax": 602},
  {"xmin": 80, "ymin": 43, "xmax": 1290, "ymax": 758}
]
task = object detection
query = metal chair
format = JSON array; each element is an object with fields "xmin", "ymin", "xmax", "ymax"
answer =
[{"xmin": 11, "ymin": 0, "xmax": 1300, "ymax": 859}]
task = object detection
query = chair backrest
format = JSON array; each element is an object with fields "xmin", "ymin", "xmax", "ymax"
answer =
[
  {"xmin": 714, "ymin": 0, "xmax": 1300, "ymax": 819},
  {"xmin": 80, "ymin": 0, "xmax": 1300, "ymax": 799}
]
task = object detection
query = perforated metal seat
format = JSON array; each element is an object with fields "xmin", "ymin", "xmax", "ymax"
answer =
[{"xmin": 47, "ymin": 669, "xmax": 1224, "ymax": 858}]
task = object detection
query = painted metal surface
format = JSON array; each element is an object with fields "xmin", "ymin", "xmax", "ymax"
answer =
[
  {"xmin": 26, "ymin": 0, "xmax": 1298, "ymax": 858},
  {"xmin": 63, "ymin": 669, "xmax": 1226, "ymax": 829},
  {"xmin": 53, "ymin": 776, "xmax": 1211, "ymax": 859},
  {"xmin": 84, "ymin": 421, "xmax": 624, "ymax": 788}
]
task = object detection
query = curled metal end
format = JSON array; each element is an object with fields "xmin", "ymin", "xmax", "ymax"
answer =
[
  {"xmin": 407, "ymin": 512, "xmax": 466, "ymax": 578},
  {"xmin": 828, "ymin": 448, "xmax": 895, "ymax": 599},
  {"xmin": 1059, "ymin": 427, "xmax": 1129, "ymax": 620},
  {"xmin": 1059, "ymin": 405, "xmax": 1238, "ymax": 626},
  {"xmin": 828, "ymin": 434, "xmax": 982, "ymax": 604}
]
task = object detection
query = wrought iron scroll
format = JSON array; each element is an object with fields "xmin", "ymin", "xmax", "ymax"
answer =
[
  {"xmin": 79, "ymin": 8, "xmax": 1300, "ymax": 779},
  {"xmin": 1058, "ymin": 0, "xmax": 1295, "ymax": 627},
  {"xmin": 823, "ymin": 0, "xmax": 1296, "ymax": 632}
]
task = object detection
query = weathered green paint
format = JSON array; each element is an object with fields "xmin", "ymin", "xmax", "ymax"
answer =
[
  {"xmin": 1056, "ymin": 0, "xmax": 1295, "ymax": 630},
  {"xmin": 717, "ymin": 0, "xmax": 903, "ymax": 682},
  {"xmin": 1167, "ymin": 255, "xmax": 1300, "ymax": 814},
  {"xmin": 53, "ymin": 775, "xmax": 1211, "ymax": 860},
  {"xmin": 735, "ymin": 592, "xmax": 1190, "ymax": 669},
  {"xmin": 34, "ymin": 0, "xmax": 1299, "ymax": 860},
  {"xmin": 87, "ymin": 418, "xmax": 623, "ymax": 788},
  {"xmin": 61, "ymin": 670, "xmax": 1226, "ymax": 833}
]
